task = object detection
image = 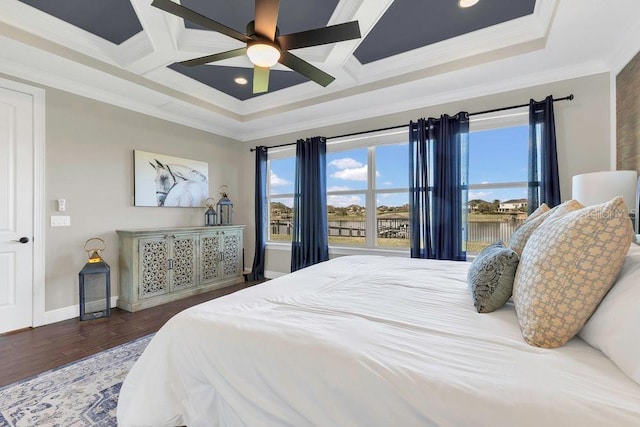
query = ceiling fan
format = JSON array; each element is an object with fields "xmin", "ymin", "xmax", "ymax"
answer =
[{"xmin": 151, "ymin": 0, "xmax": 361, "ymax": 94}]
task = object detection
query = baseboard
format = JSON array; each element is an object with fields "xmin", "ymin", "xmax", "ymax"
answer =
[
  {"xmin": 42, "ymin": 296, "xmax": 119, "ymax": 326},
  {"xmin": 264, "ymin": 270, "xmax": 287, "ymax": 279}
]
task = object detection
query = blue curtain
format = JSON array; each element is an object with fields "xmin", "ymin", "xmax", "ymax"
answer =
[
  {"xmin": 528, "ymin": 96, "xmax": 561, "ymax": 213},
  {"xmin": 409, "ymin": 113, "xmax": 469, "ymax": 261},
  {"xmin": 291, "ymin": 137, "xmax": 329, "ymax": 272},
  {"xmin": 250, "ymin": 146, "xmax": 267, "ymax": 280}
]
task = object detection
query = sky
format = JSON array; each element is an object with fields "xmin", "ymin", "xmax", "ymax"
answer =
[{"xmin": 269, "ymin": 124, "xmax": 529, "ymax": 208}]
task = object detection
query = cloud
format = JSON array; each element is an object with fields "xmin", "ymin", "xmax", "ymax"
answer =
[
  {"xmin": 331, "ymin": 165, "xmax": 369, "ymax": 181},
  {"xmin": 469, "ymin": 191, "xmax": 493, "ymax": 200},
  {"xmin": 270, "ymin": 171, "xmax": 290, "ymax": 186},
  {"xmin": 329, "ymin": 157, "xmax": 381, "ymax": 181},
  {"xmin": 382, "ymin": 181, "xmax": 393, "ymax": 186},
  {"xmin": 329, "ymin": 158, "xmax": 363, "ymax": 169},
  {"xmin": 328, "ymin": 186, "xmax": 352, "ymax": 191},
  {"xmin": 328, "ymin": 194, "xmax": 363, "ymax": 207},
  {"xmin": 481, "ymin": 181, "xmax": 489, "ymax": 185}
]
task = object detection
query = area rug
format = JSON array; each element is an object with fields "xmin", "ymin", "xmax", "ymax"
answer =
[{"xmin": 0, "ymin": 334, "xmax": 153, "ymax": 427}]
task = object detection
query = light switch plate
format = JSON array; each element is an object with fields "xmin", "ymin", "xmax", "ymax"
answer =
[{"xmin": 51, "ymin": 216, "xmax": 71, "ymax": 227}]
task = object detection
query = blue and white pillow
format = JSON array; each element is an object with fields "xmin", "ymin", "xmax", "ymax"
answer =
[{"xmin": 467, "ymin": 241, "xmax": 519, "ymax": 313}]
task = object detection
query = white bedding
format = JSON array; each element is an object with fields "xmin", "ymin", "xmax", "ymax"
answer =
[{"xmin": 117, "ymin": 256, "xmax": 640, "ymax": 427}]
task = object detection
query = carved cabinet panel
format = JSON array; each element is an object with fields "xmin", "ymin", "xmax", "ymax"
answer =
[
  {"xmin": 117, "ymin": 226, "xmax": 244, "ymax": 312},
  {"xmin": 222, "ymin": 230, "xmax": 241, "ymax": 279},
  {"xmin": 138, "ymin": 237, "xmax": 169, "ymax": 298},
  {"xmin": 171, "ymin": 234, "xmax": 197, "ymax": 290},
  {"xmin": 199, "ymin": 229, "xmax": 242, "ymax": 284},
  {"xmin": 200, "ymin": 233, "xmax": 221, "ymax": 283},
  {"xmin": 138, "ymin": 234, "xmax": 197, "ymax": 300}
]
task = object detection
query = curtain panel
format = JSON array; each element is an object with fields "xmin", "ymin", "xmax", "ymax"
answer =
[
  {"xmin": 291, "ymin": 136, "xmax": 329, "ymax": 272},
  {"xmin": 528, "ymin": 96, "xmax": 561, "ymax": 213},
  {"xmin": 409, "ymin": 113, "xmax": 469, "ymax": 261},
  {"xmin": 250, "ymin": 146, "xmax": 268, "ymax": 280}
]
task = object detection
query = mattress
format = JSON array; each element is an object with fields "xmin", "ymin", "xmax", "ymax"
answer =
[{"xmin": 117, "ymin": 255, "xmax": 640, "ymax": 426}]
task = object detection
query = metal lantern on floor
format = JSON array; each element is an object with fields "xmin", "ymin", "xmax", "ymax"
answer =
[
  {"xmin": 79, "ymin": 238, "xmax": 111, "ymax": 321},
  {"xmin": 204, "ymin": 198, "xmax": 217, "ymax": 226},
  {"xmin": 216, "ymin": 185, "xmax": 233, "ymax": 225}
]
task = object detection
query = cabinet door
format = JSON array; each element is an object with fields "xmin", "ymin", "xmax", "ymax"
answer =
[
  {"xmin": 200, "ymin": 231, "xmax": 222, "ymax": 284},
  {"xmin": 221, "ymin": 230, "xmax": 242, "ymax": 279},
  {"xmin": 170, "ymin": 234, "xmax": 198, "ymax": 290},
  {"xmin": 138, "ymin": 237, "xmax": 169, "ymax": 299}
]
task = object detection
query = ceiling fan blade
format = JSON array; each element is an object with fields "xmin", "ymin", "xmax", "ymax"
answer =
[
  {"xmin": 277, "ymin": 21, "xmax": 361, "ymax": 51},
  {"xmin": 253, "ymin": 66, "xmax": 270, "ymax": 93},
  {"xmin": 178, "ymin": 48, "xmax": 247, "ymax": 67},
  {"xmin": 279, "ymin": 51, "xmax": 334, "ymax": 87},
  {"xmin": 254, "ymin": 0, "xmax": 279, "ymax": 40},
  {"xmin": 151, "ymin": 0, "xmax": 250, "ymax": 43}
]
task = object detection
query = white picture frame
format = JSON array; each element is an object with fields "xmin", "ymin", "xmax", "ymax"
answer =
[{"xmin": 133, "ymin": 150, "xmax": 209, "ymax": 207}]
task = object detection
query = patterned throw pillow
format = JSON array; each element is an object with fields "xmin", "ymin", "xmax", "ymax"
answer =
[
  {"xmin": 526, "ymin": 203, "xmax": 550, "ymax": 221},
  {"xmin": 508, "ymin": 200, "xmax": 583, "ymax": 256},
  {"xmin": 513, "ymin": 197, "xmax": 634, "ymax": 348},
  {"xmin": 467, "ymin": 242, "xmax": 520, "ymax": 313}
]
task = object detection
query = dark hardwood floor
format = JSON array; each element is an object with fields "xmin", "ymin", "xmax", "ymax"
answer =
[{"xmin": 0, "ymin": 281, "xmax": 262, "ymax": 388}]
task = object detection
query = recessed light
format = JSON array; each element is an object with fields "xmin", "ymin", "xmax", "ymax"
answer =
[
  {"xmin": 234, "ymin": 77, "xmax": 248, "ymax": 85},
  {"xmin": 459, "ymin": 0, "xmax": 479, "ymax": 7}
]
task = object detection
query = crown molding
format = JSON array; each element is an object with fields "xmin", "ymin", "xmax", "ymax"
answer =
[
  {"xmin": 118, "ymin": 32, "xmax": 155, "ymax": 67},
  {"xmin": 0, "ymin": 46, "xmax": 242, "ymax": 139},
  {"xmin": 237, "ymin": 59, "xmax": 608, "ymax": 142}
]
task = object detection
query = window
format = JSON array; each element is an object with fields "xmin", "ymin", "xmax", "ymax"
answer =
[
  {"xmin": 268, "ymin": 156, "xmax": 295, "ymax": 241},
  {"xmin": 266, "ymin": 110, "xmax": 530, "ymax": 254},
  {"xmin": 267, "ymin": 132, "xmax": 410, "ymax": 250},
  {"xmin": 326, "ymin": 135, "xmax": 409, "ymax": 249},
  {"xmin": 467, "ymin": 110, "xmax": 530, "ymax": 252}
]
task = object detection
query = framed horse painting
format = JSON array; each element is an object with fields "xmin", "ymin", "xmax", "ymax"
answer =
[{"xmin": 133, "ymin": 150, "xmax": 209, "ymax": 207}]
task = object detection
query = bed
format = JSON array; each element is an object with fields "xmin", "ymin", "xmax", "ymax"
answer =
[{"xmin": 117, "ymin": 249, "xmax": 640, "ymax": 427}]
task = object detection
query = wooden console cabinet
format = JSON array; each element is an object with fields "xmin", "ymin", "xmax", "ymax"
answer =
[{"xmin": 116, "ymin": 226, "xmax": 244, "ymax": 312}]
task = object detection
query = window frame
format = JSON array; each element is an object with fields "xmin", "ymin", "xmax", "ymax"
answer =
[
  {"xmin": 466, "ymin": 108, "xmax": 530, "ymax": 254},
  {"xmin": 266, "ymin": 108, "xmax": 531, "ymax": 255}
]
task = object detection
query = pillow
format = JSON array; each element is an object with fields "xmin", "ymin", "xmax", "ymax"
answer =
[
  {"xmin": 579, "ymin": 243, "xmax": 640, "ymax": 384},
  {"xmin": 508, "ymin": 200, "xmax": 583, "ymax": 256},
  {"xmin": 526, "ymin": 203, "xmax": 550, "ymax": 221},
  {"xmin": 513, "ymin": 197, "xmax": 634, "ymax": 348},
  {"xmin": 467, "ymin": 242, "xmax": 520, "ymax": 313}
]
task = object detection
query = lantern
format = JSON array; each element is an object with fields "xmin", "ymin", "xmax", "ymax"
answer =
[
  {"xmin": 216, "ymin": 185, "xmax": 233, "ymax": 225},
  {"xmin": 79, "ymin": 238, "xmax": 111, "ymax": 321},
  {"xmin": 204, "ymin": 198, "xmax": 217, "ymax": 226}
]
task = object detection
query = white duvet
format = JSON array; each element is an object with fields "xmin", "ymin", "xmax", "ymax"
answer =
[{"xmin": 117, "ymin": 256, "xmax": 640, "ymax": 427}]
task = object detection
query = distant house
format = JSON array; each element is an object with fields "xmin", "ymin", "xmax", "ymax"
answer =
[{"xmin": 498, "ymin": 199, "xmax": 528, "ymax": 213}]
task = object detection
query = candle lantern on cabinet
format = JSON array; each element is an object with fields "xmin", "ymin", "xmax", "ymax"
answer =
[
  {"xmin": 204, "ymin": 198, "xmax": 217, "ymax": 226},
  {"xmin": 216, "ymin": 185, "xmax": 233, "ymax": 225},
  {"xmin": 79, "ymin": 238, "xmax": 111, "ymax": 321}
]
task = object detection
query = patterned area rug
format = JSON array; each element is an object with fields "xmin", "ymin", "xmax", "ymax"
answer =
[{"xmin": 0, "ymin": 334, "xmax": 153, "ymax": 426}]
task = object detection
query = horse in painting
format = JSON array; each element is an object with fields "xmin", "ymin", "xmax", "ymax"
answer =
[{"xmin": 149, "ymin": 159, "xmax": 208, "ymax": 207}]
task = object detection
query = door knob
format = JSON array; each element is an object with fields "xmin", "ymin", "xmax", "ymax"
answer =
[{"xmin": 12, "ymin": 237, "xmax": 29, "ymax": 244}]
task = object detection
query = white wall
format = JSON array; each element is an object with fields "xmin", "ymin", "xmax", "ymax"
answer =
[
  {"xmin": 0, "ymin": 73, "xmax": 249, "ymax": 317},
  {"xmin": 243, "ymin": 73, "xmax": 612, "ymax": 276},
  {"xmin": 42, "ymin": 87, "xmax": 249, "ymax": 312}
]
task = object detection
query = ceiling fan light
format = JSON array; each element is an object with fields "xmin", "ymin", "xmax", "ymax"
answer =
[
  {"xmin": 459, "ymin": 0, "xmax": 479, "ymax": 7},
  {"xmin": 247, "ymin": 43, "xmax": 281, "ymax": 68}
]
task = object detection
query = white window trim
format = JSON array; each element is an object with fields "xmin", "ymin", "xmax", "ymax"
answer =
[{"xmin": 267, "ymin": 110, "xmax": 530, "ymax": 252}]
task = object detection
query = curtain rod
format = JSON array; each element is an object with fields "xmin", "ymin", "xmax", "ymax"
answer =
[{"xmin": 249, "ymin": 94, "xmax": 574, "ymax": 152}]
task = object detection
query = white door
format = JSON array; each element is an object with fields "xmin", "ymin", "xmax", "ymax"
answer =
[{"xmin": 0, "ymin": 87, "xmax": 34, "ymax": 334}]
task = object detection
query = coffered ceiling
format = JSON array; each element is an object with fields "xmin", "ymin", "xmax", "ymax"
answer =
[{"xmin": 0, "ymin": 0, "xmax": 638, "ymax": 141}]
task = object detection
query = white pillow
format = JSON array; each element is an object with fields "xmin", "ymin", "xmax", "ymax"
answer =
[{"xmin": 579, "ymin": 243, "xmax": 640, "ymax": 384}]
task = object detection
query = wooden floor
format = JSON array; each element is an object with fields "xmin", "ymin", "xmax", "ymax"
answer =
[{"xmin": 0, "ymin": 281, "xmax": 261, "ymax": 388}]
